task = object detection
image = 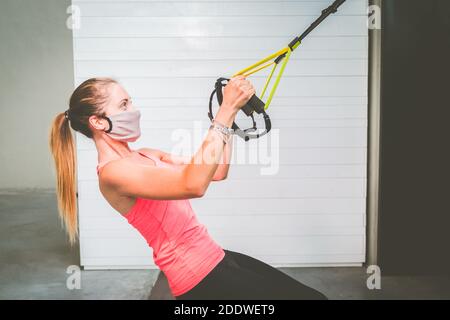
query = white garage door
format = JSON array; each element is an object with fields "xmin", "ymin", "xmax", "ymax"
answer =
[{"xmin": 73, "ymin": 0, "xmax": 368, "ymax": 269}]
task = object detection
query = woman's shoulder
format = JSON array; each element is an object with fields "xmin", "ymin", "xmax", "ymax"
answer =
[{"xmin": 99, "ymin": 148, "xmax": 162, "ymax": 185}]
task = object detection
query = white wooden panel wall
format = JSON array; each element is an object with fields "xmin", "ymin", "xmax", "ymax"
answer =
[{"xmin": 73, "ymin": 0, "xmax": 368, "ymax": 269}]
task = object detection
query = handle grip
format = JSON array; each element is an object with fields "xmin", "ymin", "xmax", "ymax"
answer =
[
  {"xmin": 209, "ymin": 78, "xmax": 272, "ymax": 141},
  {"xmin": 240, "ymin": 94, "xmax": 266, "ymax": 117}
]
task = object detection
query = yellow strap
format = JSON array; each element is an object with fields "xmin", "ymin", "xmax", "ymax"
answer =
[
  {"xmin": 260, "ymin": 63, "xmax": 278, "ymax": 99},
  {"xmin": 242, "ymin": 61, "xmax": 275, "ymax": 78},
  {"xmin": 263, "ymin": 47, "xmax": 292, "ymax": 110},
  {"xmin": 232, "ymin": 47, "xmax": 290, "ymax": 78},
  {"xmin": 230, "ymin": 46, "xmax": 294, "ymax": 111}
]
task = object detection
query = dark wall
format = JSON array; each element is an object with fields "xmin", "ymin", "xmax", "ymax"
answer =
[{"xmin": 378, "ymin": 0, "xmax": 450, "ymax": 275}]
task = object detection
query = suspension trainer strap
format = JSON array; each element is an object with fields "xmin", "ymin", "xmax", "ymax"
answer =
[{"xmin": 208, "ymin": 0, "xmax": 346, "ymax": 141}]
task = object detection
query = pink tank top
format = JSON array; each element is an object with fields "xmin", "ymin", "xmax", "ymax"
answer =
[{"xmin": 96, "ymin": 151, "xmax": 225, "ymax": 297}]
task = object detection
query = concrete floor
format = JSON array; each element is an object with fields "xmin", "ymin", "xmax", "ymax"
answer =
[{"xmin": 1, "ymin": 189, "xmax": 450, "ymax": 300}]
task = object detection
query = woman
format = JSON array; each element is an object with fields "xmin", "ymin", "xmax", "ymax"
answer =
[{"xmin": 49, "ymin": 76, "xmax": 327, "ymax": 300}]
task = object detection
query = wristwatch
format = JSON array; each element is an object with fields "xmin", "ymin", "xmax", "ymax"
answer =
[{"xmin": 209, "ymin": 119, "xmax": 234, "ymax": 144}]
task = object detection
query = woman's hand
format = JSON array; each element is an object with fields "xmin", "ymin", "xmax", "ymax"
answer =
[{"xmin": 221, "ymin": 75, "xmax": 256, "ymax": 112}]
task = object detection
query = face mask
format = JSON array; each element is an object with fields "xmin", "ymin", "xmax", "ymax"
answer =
[{"xmin": 103, "ymin": 109, "xmax": 141, "ymax": 142}]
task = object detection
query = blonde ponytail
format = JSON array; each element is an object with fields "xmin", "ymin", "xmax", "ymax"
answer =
[
  {"xmin": 48, "ymin": 112, "xmax": 78, "ymax": 246},
  {"xmin": 48, "ymin": 77, "xmax": 117, "ymax": 246}
]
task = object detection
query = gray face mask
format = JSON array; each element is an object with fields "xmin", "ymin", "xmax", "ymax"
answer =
[{"xmin": 103, "ymin": 109, "xmax": 141, "ymax": 142}]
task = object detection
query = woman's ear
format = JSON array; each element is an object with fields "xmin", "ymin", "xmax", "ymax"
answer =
[{"xmin": 89, "ymin": 114, "xmax": 108, "ymax": 131}]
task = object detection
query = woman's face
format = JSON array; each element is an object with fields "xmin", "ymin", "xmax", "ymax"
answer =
[
  {"xmin": 90, "ymin": 83, "xmax": 135, "ymax": 133},
  {"xmin": 104, "ymin": 82, "xmax": 135, "ymax": 116}
]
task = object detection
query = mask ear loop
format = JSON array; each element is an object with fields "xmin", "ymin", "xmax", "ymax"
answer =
[{"xmin": 102, "ymin": 115, "xmax": 113, "ymax": 133}]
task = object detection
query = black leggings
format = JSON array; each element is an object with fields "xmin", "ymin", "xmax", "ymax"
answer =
[{"xmin": 175, "ymin": 249, "xmax": 328, "ymax": 300}]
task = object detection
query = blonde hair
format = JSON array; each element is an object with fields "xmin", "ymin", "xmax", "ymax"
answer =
[{"xmin": 48, "ymin": 77, "xmax": 118, "ymax": 246}]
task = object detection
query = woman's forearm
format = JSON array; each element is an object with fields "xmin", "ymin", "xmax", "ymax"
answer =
[
  {"xmin": 182, "ymin": 104, "xmax": 237, "ymax": 194},
  {"xmin": 212, "ymin": 135, "xmax": 233, "ymax": 179}
]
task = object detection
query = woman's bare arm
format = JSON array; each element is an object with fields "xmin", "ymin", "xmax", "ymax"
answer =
[
  {"xmin": 140, "ymin": 135, "xmax": 233, "ymax": 181},
  {"xmin": 210, "ymin": 134, "xmax": 232, "ymax": 179},
  {"xmin": 100, "ymin": 76, "xmax": 253, "ymax": 200}
]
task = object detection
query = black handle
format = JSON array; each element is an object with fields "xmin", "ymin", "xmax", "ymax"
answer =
[
  {"xmin": 241, "ymin": 94, "xmax": 266, "ymax": 117},
  {"xmin": 214, "ymin": 78, "xmax": 265, "ymax": 116},
  {"xmin": 209, "ymin": 78, "xmax": 272, "ymax": 141}
]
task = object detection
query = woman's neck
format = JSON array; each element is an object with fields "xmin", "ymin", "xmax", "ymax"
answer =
[{"xmin": 94, "ymin": 133, "xmax": 134, "ymax": 163}]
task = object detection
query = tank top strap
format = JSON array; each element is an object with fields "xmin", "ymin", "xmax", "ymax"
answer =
[
  {"xmin": 96, "ymin": 161, "xmax": 109, "ymax": 175},
  {"xmin": 137, "ymin": 150, "xmax": 160, "ymax": 165}
]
